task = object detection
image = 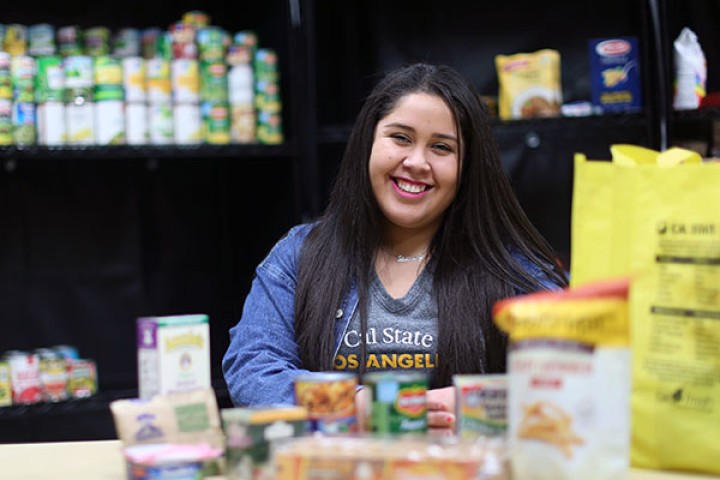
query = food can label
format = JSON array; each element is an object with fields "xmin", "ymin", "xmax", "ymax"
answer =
[
  {"xmin": 0, "ymin": 99, "xmax": 12, "ymax": 145},
  {"xmin": 201, "ymin": 101, "xmax": 230, "ymax": 144},
  {"xmin": 8, "ymin": 352, "xmax": 43, "ymax": 404},
  {"xmin": 93, "ymin": 56, "xmax": 124, "ymax": 103},
  {"xmin": 173, "ymin": 103, "xmax": 201, "ymax": 145},
  {"xmin": 199, "ymin": 60, "xmax": 228, "ymax": 102},
  {"xmin": 123, "ymin": 57, "xmax": 146, "ymax": 102},
  {"xmin": 0, "ymin": 52, "xmax": 11, "ymax": 100},
  {"xmin": 11, "ymin": 56, "xmax": 36, "ymax": 103},
  {"xmin": 36, "ymin": 56, "xmax": 64, "ymax": 103},
  {"xmin": 454, "ymin": 374, "xmax": 508, "ymax": 438},
  {"xmin": 146, "ymin": 59, "xmax": 171, "ymax": 103},
  {"xmin": 148, "ymin": 102, "xmax": 174, "ymax": 145},
  {"xmin": 95, "ymin": 100, "xmax": 126, "ymax": 145},
  {"xmin": 0, "ymin": 362, "xmax": 11, "ymax": 406},
  {"xmin": 37, "ymin": 102, "xmax": 66, "ymax": 145},
  {"xmin": 365, "ymin": 372, "xmax": 428, "ymax": 434},
  {"xmin": 12, "ymin": 102, "xmax": 36, "ymax": 145},
  {"xmin": 294, "ymin": 372, "xmax": 358, "ymax": 433},
  {"xmin": 65, "ymin": 101, "xmax": 95, "ymax": 145},
  {"xmin": 126, "ymin": 103, "xmax": 148, "ymax": 145},
  {"xmin": 172, "ymin": 59, "xmax": 200, "ymax": 103}
]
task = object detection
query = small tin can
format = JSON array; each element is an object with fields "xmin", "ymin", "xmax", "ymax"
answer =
[
  {"xmin": 0, "ymin": 52, "xmax": 11, "ymax": 100},
  {"xmin": 146, "ymin": 58, "xmax": 171, "ymax": 104},
  {"xmin": 454, "ymin": 374, "xmax": 508, "ymax": 438},
  {"xmin": 171, "ymin": 58, "xmax": 200, "ymax": 103},
  {"xmin": 57, "ymin": 26, "xmax": 83, "ymax": 57},
  {"xmin": 125, "ymin": 102, "xmax": 148, "ymax": 145},
  {"xmin": 35, "ymin": 55, "xmax": 65, "ymax": 103},
  {"xmin": 294, "ymin": 372, "xmax": 358, "ymax": 433},
  {"xmin": 201, "ymin": 101, "xmax": 230, "ymax": 145},
  {"xmin": 37, "ymin": 101, "xmax": 66, "ymax": 146},
  {"xmin": 173, "ymin": 102, "xmax": 201, "ymax": 145},
  {"xmin": 0, "ymin": 99, "xmax": 12, "ymax": 145},
  {"xmin": 12, "ymin": 102, "xmax": 36, "ymax": 145},
  {"xmin": 364, "ymin": 371, "xmax": 428, "ymax": 434},
  {"xmin": 122, "ymin": 57, "xmax": 146, "ymax": 103},
  {"xmin": 28, "ymin": 24, "xmax": 56, "ymax": 56},
  {"xmin": 84, "ymin": 26, "xmax": 110, "ymax": 56}
]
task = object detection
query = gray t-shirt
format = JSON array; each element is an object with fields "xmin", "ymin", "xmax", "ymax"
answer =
[{"xmin": 335, "ymin": 265, "xmax": 438, "ymax": 381}]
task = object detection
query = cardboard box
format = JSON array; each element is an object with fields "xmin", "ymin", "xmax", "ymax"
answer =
[
  {"xmin": 589, "ymin": 37, "xmax": 642, "ymax": 113},
  {"xmin": 137, "ymin": 314, "xmax": 211, "ymax": 400}
]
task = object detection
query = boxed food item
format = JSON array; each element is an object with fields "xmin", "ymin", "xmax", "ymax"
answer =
[
  {"xmin": 137, "ymin": 313, "xmax": 211, "ymax": 400},
  {"xmin": 110, "ymin": 387, "xmax": 224, "ymax": 450},
  {"xmin": 222, "ymin": 405, "xmax": 308, "ymax": 480},
  {"xmin": 589, "ymin": 37, "xmax": 642, "ymax": 113},
  {"xmin": 494, "ymin": 278, "xmax": 631, "ymax": 480}
]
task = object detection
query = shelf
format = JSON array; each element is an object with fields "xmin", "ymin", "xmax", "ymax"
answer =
[
  {"xmin": 0, "ymin": 144, "xmax": 298, "ymax": 161},
  {"xmin": 317, "ymin": 112, "xmax": 650, "ymax": 145}
]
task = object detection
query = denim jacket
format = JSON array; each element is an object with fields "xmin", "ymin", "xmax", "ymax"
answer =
[{"xmin": 222, "ymin": 223, "xmax": 560, "ymax": 406}]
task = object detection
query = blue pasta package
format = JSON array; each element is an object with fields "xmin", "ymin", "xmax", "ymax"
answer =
[{"xmin": 589, "ymin": 37, "xmax": 642, "ymax": 113}]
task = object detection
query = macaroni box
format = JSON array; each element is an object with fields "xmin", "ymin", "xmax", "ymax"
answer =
[
  {"xmin": 589, "ymin": 37, "xmax": 642, "ymax": 113},
  {"xmin": 137, "ymin": 314, "xmax": 211, "ymax": 400}
]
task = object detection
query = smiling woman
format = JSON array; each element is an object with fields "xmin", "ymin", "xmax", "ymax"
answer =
[{"xmin": 222, "ymin": 63, "xmax": 568, "ymax": 435}]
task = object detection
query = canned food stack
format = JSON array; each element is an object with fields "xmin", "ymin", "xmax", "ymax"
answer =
[
  {"xmin": 170, "ymin": 22, "xmax": 201, "ymax": 145},
  {"xmin": 228, "ymin": 31, "xmax": 257, "ymax": 144},
  {"xmin": 11, "ymin": 54, "xmax": 37, "ymax": 145},
  {"xmin": 93, "ymin": 56, "xmax": 126, "ymax": 145},
  {"xmin": 146, "ymin": 49, "xmax": 174, "ymax": 145},
  {"xmin": 122, "ymin": 56, "xmax": 147, "ymax": 145},
  {"xmin": 198, "ymin": 26, "xmax": 231, "ymax": 145},
  {"xmin": 36, "ymin": 54, "xmax": 66, "ymax": 145},
  {"xmin": 254, "ymin": 48, "xmax": 283, "ymax": 145},
  {"xmin": 64, "ymin": 55, "xmax": 95, "ymax": 145},
  {"xmin": 0, "ymin": 52, "xmax": 12, "ymax": 145},
  {"xmin": 0, "ymin": 345, "xmax": 98, "ymax": 407}
]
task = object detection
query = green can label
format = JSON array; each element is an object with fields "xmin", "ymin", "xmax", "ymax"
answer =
[
  {"xmin": 35, "ymin": 56, "xmax": 64, "ymax": 102},
  {"xmin": 365, "ymin": 372, "xmax": 428, "ymax": 434}
]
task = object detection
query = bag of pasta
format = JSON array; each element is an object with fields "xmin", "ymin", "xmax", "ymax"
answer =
[{"xmin": 493, "ymin": 278, "xmax": 630, "ymax": 480}]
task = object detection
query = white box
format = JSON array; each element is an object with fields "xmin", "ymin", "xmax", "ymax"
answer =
[{"xmin": 137, "ymin": 314, "xmax": 211, "ymax": 400}]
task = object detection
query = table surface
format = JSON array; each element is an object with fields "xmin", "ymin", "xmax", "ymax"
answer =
[{"xmin": 0, "ymin": 439, "xmax": 717, "ymax": 480}]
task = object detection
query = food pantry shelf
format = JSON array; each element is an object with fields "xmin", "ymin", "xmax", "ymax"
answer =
[{"xmin": 0, "ymin": 144, "xmax": 298, "ymax": 160}]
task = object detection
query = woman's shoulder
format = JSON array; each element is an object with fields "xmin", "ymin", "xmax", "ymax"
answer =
[{"xmin": 510, "ymin": 249, "xmax": 564, "ymax": 292}]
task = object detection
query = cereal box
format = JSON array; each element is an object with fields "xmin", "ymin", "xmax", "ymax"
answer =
[{"xmin": 137, "ymin": 314, "xmax": 211, "ymax": 400}]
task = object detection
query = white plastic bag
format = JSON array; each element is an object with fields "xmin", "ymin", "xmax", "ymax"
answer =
[{"xmin": 673, "ymin": 27, "xmax": 706, "ymax": 110}]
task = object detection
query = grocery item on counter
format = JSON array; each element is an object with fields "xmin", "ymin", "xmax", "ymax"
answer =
[
  {"xmin": 221, "ymin": 405, "xmax": 308, "ymax": 480},
  {"xmin": 272, "ymin": 434, "xmax": 510, "ymax": 480},
  {"xmin": 136, "ymin": 313, "xmax": 211, "ymax": 400},
  {"xmin": 110, "ymin": 387, "xmax": 225, "ymax": 450},
  {"xmin": 495, "ymin": 49, "xmax": 562, "ymax": 120},
  {"xmin": 363, "ymin": 371, "xmax": 428, "ymax": 434},
  {"xmin": 494, "ymin": 278, "xmax": 631, "ymax": 480},
  {"xmin": 294, "ymin": 372, "xmax": 358, "ymax": 434},
  {"xmin": 454, "ymin": 373, "xmax": 507, "ymax": 438},
  {"xmin": 123, "ymin": 442, "xmax": 223, "ymax": 480}
]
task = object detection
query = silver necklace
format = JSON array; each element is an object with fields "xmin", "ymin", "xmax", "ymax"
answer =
[{"xmin": 395, "ymin": 252, "xmax": 426, "ymax": 263}]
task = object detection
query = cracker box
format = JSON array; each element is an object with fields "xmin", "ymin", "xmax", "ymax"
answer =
[
  {"xmin": 137, "ymin": 314, "xmax": 211, "ymax": 400},
  {"xmin": 589, "ymin": 37, "xmax": 642, "ymax": 113}
]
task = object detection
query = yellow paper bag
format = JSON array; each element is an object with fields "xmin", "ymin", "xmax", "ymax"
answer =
[{"xmin": 570, "ymin": 144, "xmax": 720, "ymax": 475}]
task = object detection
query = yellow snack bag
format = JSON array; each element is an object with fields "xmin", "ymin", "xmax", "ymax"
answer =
[
  {"xmin": 495, "ymin": 49, "xmax": 562, "ymax": 120},
  {"xmin": 494, "ymin": 279, "xmax": 630, "ymax": 480}
]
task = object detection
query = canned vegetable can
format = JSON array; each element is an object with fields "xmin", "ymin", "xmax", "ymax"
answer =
[
  {"xmin": 364, "ymin": 371, "xmax": 428, "ymax": 434},
  {"xmin": 294, "ymin": 372, "xmax": 358, "ymax": 433}
]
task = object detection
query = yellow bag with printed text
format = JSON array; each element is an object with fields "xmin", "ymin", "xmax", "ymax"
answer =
[{"xmin": 570, "ymin": 145, "xmax": 720, "ymax": 474}]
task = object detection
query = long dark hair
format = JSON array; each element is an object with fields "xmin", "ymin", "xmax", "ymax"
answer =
[{"xmin": 295, "ymin": 63, "xmax": 567, "ymax": 387}]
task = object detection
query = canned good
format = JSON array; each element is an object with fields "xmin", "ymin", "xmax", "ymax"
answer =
[
  {"xmin": 148, "ymin": 102, "xmax": 173, "ymax": 145},
  {"xmin": 125, "ymin": 103, "xmax": 148, "ymax": 145},
  {"xmin": 122, "ymin": 57, "xmax": 146, "ymax": 103},
  {"xmin": 6, "ymin": 350, "xmax": 42, "ymax": 404},
  {"xmin": 4, "ymin": 24, "xmax": 28, "ymax": 57},
  {"xmin": 11, "ymin": 56, "xmax": 36, "ymax": 103},
  {"xmin": 196, "ymin": 27, "xmax": 228, "ymax": 62},
  {"xmin": 93, "ymin": 56, "xmax": 124, "ymax": 102},
  {"xmin": 64, "ymin": 55, "xmax": 94, "ymax": 101},
  {"xmin": 146, "ymin": 58, "xmax": 171, "ymax": 103},
  {"xmin": 37, "ymin": 101, "xmax": 66, "ymax": 145},
  {"xmin": 173, "ymin": 103, "xmax": 201, "ymax": 145},
  {"xmin": 454, "ymin": 374, "xmax": 507, "ymax": 438},
  {"xmin": 0, "ymin": 52, "xmax": 11, "ymax": 100},
  {"xmin": 57, "ymin": 26, "xmax": 84, "ymax": 57},
  {"xmin": 169, "ymin": 22, "xmax": 197, "ymax": 60},
  {"xmin": 256, "ymin": 109, "xmax": 283, "ymax": 145},
  {"xmin": 171, "ymin": 59, "xmax": 199, "ymax": 103},
  {"xmin": 65, "ymin": 99, "xmax": 95, "ymax": 145},
  {"xmin": 0, "ymin": 100, "xmax": 12, "ymax": 145},
  {"xmin": 84, "ymin": 26, "xmax": 110, "ymax": 56},
  {"xmin": 123, "ymin": 443, "xmax": 222, "ymax": 480},
  {"xmin": 28, "ymin": 24, "xmax": 56, "ymax": 56},
  {"xmin": 113, "ymin": 28, "xmax": 140, "ymax": 57},
  {"xmin": 199, "ymin": 60, "xmax": 228, "ymax": 102},
  {"xmin": 230, "ymin": 103, "xmax": 255, "ymax": 144},
  {"xmin": 182, "ymin": 10, "xmax": 211, "ymax": 28},
  {"xmin": 141, "ymin": 28, "xmax": 162, "ymax": 60},
  {"xmin": 294, "ymin": 372, "xmax": 358, "ymax": 433},
  {"xmin": 52, "ymin": 344, "xmax": 80, "ymax": 360},
  {"xmin": 37, "ymin": 348, "xmax": 69, "ymax": 402},
  {"xmin": 201, "ymin": 101, "xmax": 230, "ymax": 145},
  {"xmin": 12, "ymin": 102, "xmax": 36, "ymax": 145},
  {"xmin": 95, "ymin": 100, "xmax": 126, "ymax": 145},
  {"xmin": 364, "ymin": 371, "xmax": 428, "ymax": 434},
  {"xmin": 227, "ymin": 61, "xmax": 253, "ymax": 104},
  {"xmin": 35, "ymin": 55, "xmax": 64, "ymax": 103}
]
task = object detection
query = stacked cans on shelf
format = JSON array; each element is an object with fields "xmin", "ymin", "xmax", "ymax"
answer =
[
  {"xmin": 0, "ymin": 11, "xmax": 284, "ymax": 147},
  {"xmin": 0, "ymin": 345, "xmax": 98, "ymax": 407}
]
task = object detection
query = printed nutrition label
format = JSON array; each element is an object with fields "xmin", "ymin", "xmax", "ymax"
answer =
[{"xmin": 642, "ymin": 221, "xmax": 720, "ymax": 391}]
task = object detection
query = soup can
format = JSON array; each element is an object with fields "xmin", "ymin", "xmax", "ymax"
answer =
[
  {"xmin": 294, "ymin": 372, "xmax": 358, "ymax": 433},
  {"xmin": 363, "ymin": 371, "xmax": 428, "ymax": 434}
]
